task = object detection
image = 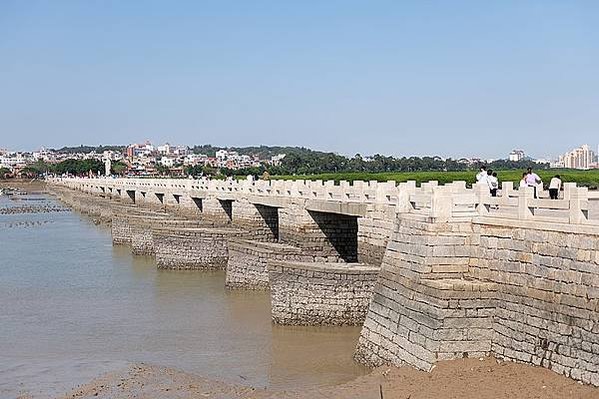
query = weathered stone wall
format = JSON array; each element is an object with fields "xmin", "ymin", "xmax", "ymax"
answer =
[
  {"xmin": 470, "ymin": 219, "xmax": 599, "ymax": 386},
  {"xmin": 278, "ymin": 202, "xmax": 359, "ymax": 262},
  {"xmin": 355, "ymin": 274, "xmax": 496, "ymax": 370},
  {"xmin": 225, "ymin": 239, "xmax": 315, "ymax": 290},
  {"xmin": 232, "ymin": 199, "xmax": 279, "ymax": 242},
  {"xmin": 111, "ymin": 215, "xmax": 132, "ymax": 245},
  {"xmin": 354, "ymin": 213, "xmax": 482, "ymax": 369},
  {"xmin": 154, "ymin": 227, "xmax": 246, "ymax": 270},
  {"xmin": 130, "ymin": 217, "xmax": 207, "ymax": 256},
  {"xmin": 268, "ymin": 260, "xmax": 379, "ymax": 325},
  {"xmin": 356, "ymin": 212, "xmax": 599, "ymax": 386},
  {"xmin": 111, "ymin": 209, "xmax": 169, "ymax": 246},
  {"xmin": 358, "ymin": 203, "xmax": 395, "ymax": 266},
  {"xmin": 202, "ymin": 197, "xmax": 233, "ymax": 225},
  {"xmin": 170, "ymin": 194, "xmax": 204, "ymax": 218}
]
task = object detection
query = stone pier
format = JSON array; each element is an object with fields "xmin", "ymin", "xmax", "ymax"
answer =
[
  {"xmin": 268, "ymin": 260, "xmax": 379, "ymax": 325},
  {"xmin": 154, "ymin": 227, "xmax": 246, "ymax": 270},
  {"xmin": 225, "ymin": 239, "xmax": 312, "ymax": 290},
  {"xmin": 131, "ymin": 218, "xmax": 206, "ymax": 256}
]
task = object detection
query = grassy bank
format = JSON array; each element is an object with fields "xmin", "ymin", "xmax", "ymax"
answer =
[{"xmin": 272, "ymin": 169, "xmax": 599, "ymax": 189}]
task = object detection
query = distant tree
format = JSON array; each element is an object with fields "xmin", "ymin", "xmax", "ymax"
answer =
[
  {"xmin": 56, "ymin": 145, "xmax": 126, "ymax": 154},
  {"xmin": 52, "ymin": 159, "xmax": 104, "ymax": 175},
  {"xmin": 0, "ymin": 167, "xmax": 11, "ymax": 179},
  {"xmin": 155, "ymin": 164, "xmax": 170, "ymax": 176},
  {"xmin": 110, "ymin": 161, "xmax": 128, "ymax": 176}
]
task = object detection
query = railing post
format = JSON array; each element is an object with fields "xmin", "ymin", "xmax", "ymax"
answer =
[
  {"xmin": 450, "ymin": 181, "xmax": 467, "ymax": 193},
  {"xmin": 569, "ymin": 186, "xmax": 589, "ymax": 224},
  {"xmin": 501, "ymin": 181, "xmax": 514, "ymax": 197},
  {"xmin": 563, "ymin": 182, "xmax": 576, "ymax": 200},
  {"xmin": 397, "ymin": 180, "xmax": 416, "ymax": 213},
  {"xmin": 476, "ymin": 182, "xmax": 490, "ymax": 216},
  {"xmin": 518, "ymin": 186, "xmax": 535, "ymax": 219},
  {"xmin": 430, "ymin": 186, "xmax": 452, "ymax": 221}
]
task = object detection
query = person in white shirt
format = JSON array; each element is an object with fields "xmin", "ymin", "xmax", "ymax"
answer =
[
  {"xmin": 519, "ymin": 172, "xmax": 528, "ymax": 189},
  {"xmin": 487, "ymin": 171, "xmax": 499, "ymax": 197},
  {"xmin": 476, "ymin": 166, "xmax": 487, "ymax": 184},
  {"xmin": 549, "ymin": 175, "xmax": 562, "ymax": 199}
]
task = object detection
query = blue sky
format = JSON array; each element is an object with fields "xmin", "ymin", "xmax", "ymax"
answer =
[{"xmin": 1, "ymin": 1, "xmax": 598, "ymax": 158}]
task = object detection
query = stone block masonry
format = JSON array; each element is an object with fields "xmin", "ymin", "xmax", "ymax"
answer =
[
  {"xmin": 278, "ymin": 204, "xmax": 360, "ymax": 262},
  {"xmin": 111, "ymin": 214, "xmax": 132, "ymax": 245},
  {"xmin": 268, "ymin": 260, "xmax": 379, "ymax": 326},
  {"xmin": 225, "ymin": 239, "xmax": 316, "ymax": 290},
  {"xmin": 130, "ymin": 218, "xmax": 206, "ymax": 256},
  {"xmin": 472, "ymin": 218, "xmax": 599, "ymax": 386},
  {"xmin": 355, "ymin": 211, "xmax": 599, "ymax": 386},
  {"xmin": 355, "ymin": 275, "xmax": 497, "ymax": 371},
  {"xmin": 110, "ymin": 209, "xmax": 169, "ymax": 246},
  {"xmin": 358, "ymin": 203, "xmax": 395, "ymax": 266},
  {"xmin": 154, "ymin": 227, "xmax": 246, "ymax": 270},
  {"xmin": 231, "ymin": 199, "xmax": 280, "ymax": 242}
]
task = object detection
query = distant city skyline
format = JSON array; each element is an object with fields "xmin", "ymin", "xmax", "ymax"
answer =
[
  {"xmin": 3, "ymin": 140, "xmax": 598, "ymax": 163},
  {"xmin": 1, "ymin": 2, "xmax": 598, "ymax": 158}
]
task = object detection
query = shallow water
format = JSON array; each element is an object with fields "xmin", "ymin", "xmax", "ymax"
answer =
[{"xmin": 0, "ymin": 193, "xmax": 368, "ymax": 398}]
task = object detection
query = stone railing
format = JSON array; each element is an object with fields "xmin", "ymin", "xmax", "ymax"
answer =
[
  {"xmin": 51, "ymin": 177, "xmax": 401, "ymax": 205},
  {"xmin": 49, "ymin": 177, "xmax": 599, "ymax": 225}
]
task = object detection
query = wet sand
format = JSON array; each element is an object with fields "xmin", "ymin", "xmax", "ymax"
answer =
[{"xmin": 55, "ymin": 357, "xmax": 599, "ymax": 399}]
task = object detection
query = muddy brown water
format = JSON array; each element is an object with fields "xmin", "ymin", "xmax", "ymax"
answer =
[{"xmin": 0, "ymin": 192, "xmax": 368, "ymax": 399}]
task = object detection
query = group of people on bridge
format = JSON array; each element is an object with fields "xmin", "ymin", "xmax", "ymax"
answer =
[{"xmin": 476, "ymin": 166, "xmax": 563, "ymax": 199}]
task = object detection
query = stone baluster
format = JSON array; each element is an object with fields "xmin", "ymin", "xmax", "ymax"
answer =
[
  {"xmin": 450, "ymin": 181, "xmax": 467, "ymax": 193},
  {"xmin": 375, "ymin": 181, "xmax": 397, "ymax": 203},
  {"xmin": 563, "ymin": 182, "xmax": 576, "ymax": 200},
  {"xmin": 569, "ymin": 186, "xmax": 589, "ymax": 224},
  {"xmin": 353, "ymin": 180, "xmax": 366, "ymax": 201},
  {"xmin": 501, "ymin": 181, "xmax": 514, "ymax": 198},
  {"xmin": 397, "ymin": 181, "xmax": 417, "ymax": 213},
  {"xmin": 476, "ymin": 182, "xmax": 490, "ymax": 216},
  {"xmin": 518, "ymin": 186, "xmax": 535, "ymax": 219},
  {"xmin": 430, "ymin": 186, "xmax": 453, "ymax": 221}
]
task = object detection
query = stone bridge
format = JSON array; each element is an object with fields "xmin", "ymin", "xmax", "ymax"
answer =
[{"xmin": 48, "ymin": 177, "xmax": 599, "ymax": 386}]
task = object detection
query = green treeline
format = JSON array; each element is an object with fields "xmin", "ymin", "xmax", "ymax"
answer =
[
  {"xmin": 55, "ymin": 145, "xmax": 127, "ymax": 154},
  {"xmin": 19, "ymin": 159, "xmax": 127, "ymax": 177},
  {"xmin": 269, "ymin": 152, "xmax": 546, "ymax": 175},
  {"xmin": 187, "ymin": 148, "xmax": 548, "ymax": 177}
]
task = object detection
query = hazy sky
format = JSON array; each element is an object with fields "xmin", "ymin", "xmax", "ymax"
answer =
[{"xmin": 1, "ymin": 1, "xmax": 598, "ymax": 158}]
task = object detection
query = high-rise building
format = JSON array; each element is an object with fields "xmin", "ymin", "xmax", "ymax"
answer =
[{"xmin": 558, "ymin": 144, "xmax": 596, "ymax": 169}]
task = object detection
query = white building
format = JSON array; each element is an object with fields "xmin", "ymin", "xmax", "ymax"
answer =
[
  {"xmin": 0, "ymin": 151, "xmax": 31, "ymax": 170},
  {"xmin": 102, "ymin": 150, "xmax": 123, "ymax": 161},
  {"xmin": 215, "ymin": 150, "xmax": 228, "ymax": 161},
  {"xmin": 159, "ymin": 157, "xmax": 175, "ymax": 167},
  {"xmin": 157, "ymin": 143, "xmax": 172, "ymax": 155},
  {"xmin": 33, "ymin": 147, "xmax": 55, "ymax": 162},
  {"xmin": 270, "ymin": 153, "xmax": 286, "ymax": 166},
  {"xmin": 508, "ymin": 149, "xmax": 525, "ymax": 162},
  {"xmin": 559, "ymin": 144, "xmax": 596, "ymax": 170}
]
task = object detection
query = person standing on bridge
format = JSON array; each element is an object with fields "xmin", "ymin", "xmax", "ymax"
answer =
[
  {"xmin": 476, "ymin": 166, "xmax": 487, "ymax": 184},
  {"xmin": 525, "ymin": 167, "xmax": 542, "ymax": 198},
  {"xmin": 488, "ymin": 171, "xmax": 499, "ymax": 197},
  {"xmin": 519, "ymin": 172, "xmax": 528, "ymax": 189},
  {"xmin": 549, "ymin": 175, "xmax": 562, "ymax": 200}
]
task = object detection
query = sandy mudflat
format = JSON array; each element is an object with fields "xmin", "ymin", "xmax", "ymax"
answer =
[{"xmin": 53, "ymin": 357, "xmax": 599, "ymax": 399}]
